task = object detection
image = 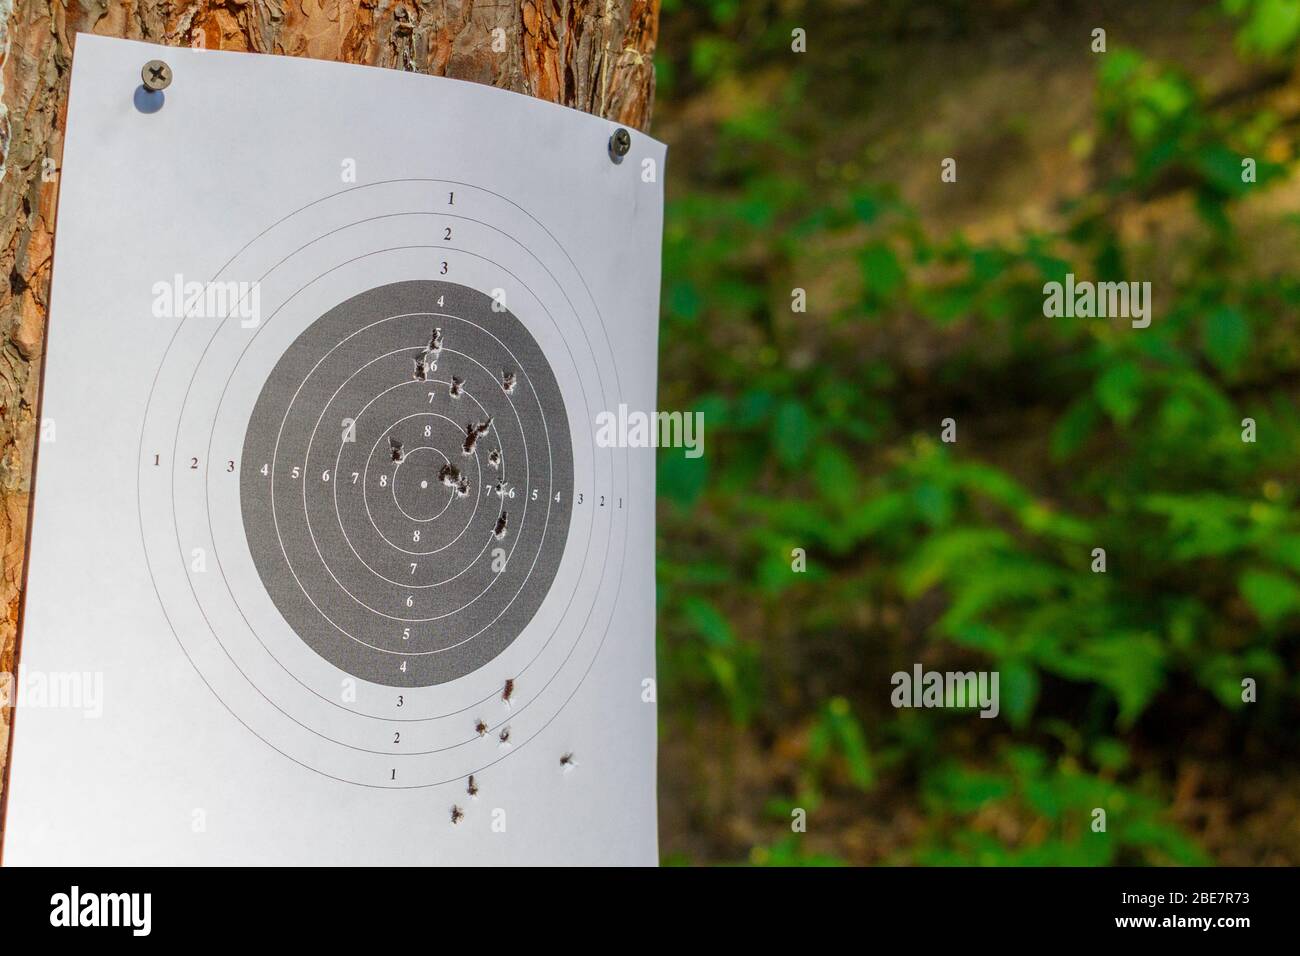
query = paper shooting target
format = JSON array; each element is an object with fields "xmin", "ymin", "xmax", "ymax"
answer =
[{"xmin": 137, "ymin": 180, "xmax": 629, "ymax": 789}]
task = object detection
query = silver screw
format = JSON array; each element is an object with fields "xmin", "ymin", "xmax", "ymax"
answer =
[
  {"xmin": 141, "ymin": 60, "xmax": 172, "ymax": 93},
  {"xmin": 608, "ymin": 128, "xmax": 632, "ymax": 162}
]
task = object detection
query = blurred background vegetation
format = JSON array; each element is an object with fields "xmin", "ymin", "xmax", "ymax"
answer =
[{"xmin": 648, "ymin": 0, "xmax": 1300, "ymax": 865}]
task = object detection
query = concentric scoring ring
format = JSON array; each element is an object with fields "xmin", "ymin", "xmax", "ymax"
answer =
[{"xmin": 239, "ymin": 280, "xmax": 573, "ymax": 687}]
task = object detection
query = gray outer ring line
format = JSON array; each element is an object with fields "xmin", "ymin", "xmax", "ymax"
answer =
[
  {"xmin": 204, "ymin": 264, "xmax": 593, "ymax": 726},
  {"xmin": 140, "ymin": 182, "xmax": 630, "ymax": 785},
  {"xmin": 188, "ymin": 285, "xmax": 578, "ymax": 751}
]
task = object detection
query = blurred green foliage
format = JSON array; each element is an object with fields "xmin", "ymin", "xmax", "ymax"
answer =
[{"xmin": 652, "ymin": 0, "xmax": 1300, "ymax": 865}]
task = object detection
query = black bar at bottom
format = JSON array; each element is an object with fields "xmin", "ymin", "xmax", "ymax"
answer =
[{"xmin": 0, "ymin": 865, "xmax": 1286, "ymax": 940}]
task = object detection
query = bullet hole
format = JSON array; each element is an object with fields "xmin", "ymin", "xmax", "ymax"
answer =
[
  {"xmin": 502, "ymin": 678, "xmax": 515, "ymax": 703},
  {"xmin": 467, "ymin": 775, "xmax": 479, "ymax": 797},
  {"xmin": 463, "ymin": 418, "xmax": 491, "ymax": 455},
  {"xmin": 493, "ymin": 511, "xmax": 509, "ymax": 539},
  {"xmin": 560, "ymin": 752, "xmax": 575, "ymax": 769},
  {"xmin": 474, "ymin": 718, "xmax": 488, "ymax": 736},
  {"xmin": 414, "ymin": 330, "xmax": 442, "ymax": 382},
  {"xmin": 498, "ymin": 726, "xmax": 511, "ymax": 745},
  {"xmin": 438, "ymin": 463, "xmax": 461, "ymax": 488},
  {"xmin": 456, "ymin": 476, "xmax": 470, "ymax": 497},
  {"xmin": 487, "ymin": 449, "xmax": 501, "ymax": 470},
  {"xmin": 502, "ymin": 370, "xmax": 516, "ymax": 393},
  {"xmin": 493, "ymin": 480, "xmax": 507, "ymax": 498},
  {"xmin": 389, "ymin": 437, "xmax": 405, "ymax": 462},
  {"xmin": 449, "ymin": 376, "xmax": 464, "ymax": 398},
  {"xmin": 450, "ymin": 805, "xmax": 464, "ymax": 824}
]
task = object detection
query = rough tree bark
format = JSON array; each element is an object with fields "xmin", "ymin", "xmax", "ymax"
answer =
[{"xmin": 0, "ymin": 0, "xmax": 658, "ymax": 798}]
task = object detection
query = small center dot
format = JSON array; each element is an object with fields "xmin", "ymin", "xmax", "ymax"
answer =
[{"xmin": 420, "ymin": 480, "xmax": 428, "ymax": 489}]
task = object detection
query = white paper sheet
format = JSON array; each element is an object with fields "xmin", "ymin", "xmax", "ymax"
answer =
[{"xmin": 2, "ymin": 34, "xmax": 663, "ymax": 865}]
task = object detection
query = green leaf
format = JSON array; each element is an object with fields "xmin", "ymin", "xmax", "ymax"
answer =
[
  {"xmin": 998, "ymin": 659, "xmax": 1040, "ymax": 728},
  {"xmin": 1236, "ymin": 0, "xmax": 1300, "ymax": 56},
  {"xmin": 1090, "ymin": 739, "xmax": 1130, "ymax": 772},
  {"xmin": 912, "ymin": 480, "xmax": 954, "ymax": 527},
  {"xmin": 1201, "ymin": 305, "xmax": 1250, "ymax": 374},
  {"xmin": 900, "ymin": 528, "xmax": 1014, "ymax": 597},
  {"xmin": 666, "ymin": 280, "xmax": 702, "ymax": 324},
  {"xmin": 822, "ymin": 697, "xmax": 874, "ymax": 791},
  {"xmin": 682, "ymin": 596, "xmax": 736, "ymax": 648},
  {"xmin": 658, "ymin": 447, "xmax": 709, "ymax": 509},
  {"xmin": 924, "ymin": 764, "xmax": 1013, "ymax": 813},
  {"xmin": 812, "ymin": 445, "xmax": 858, "ymax": 511},
  {"xmin": 1051, "ymin": 396, "xmax": 1101, "ymax": 460},
  {"xmin": 851, "ymin": 191, "xmax": 881, "ymax": 224},
  {"xmin": 1239, "ymin": 568, "xmax": 1300, "ymax": 627},
  {"xmin": 1047, "ymin": 631, "xmax": 1165, "ymax": 727},
  {"xmin": 859, "ymin": 242, "xmax": 905, "ymax": 299},
  {"xmin": 771, "ymin": 400, "xmax": 814, "ymax": 467},
  {"xmin": 1193, "ymin": 145, "xmax": 1250, "ymax": 196},
  {"xmin": 1095, "ymin": 360, "xmax": 1143, "ymax": 425}
]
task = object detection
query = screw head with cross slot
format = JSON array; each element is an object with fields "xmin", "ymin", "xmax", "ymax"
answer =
[
  {"xmin": 141, "ymin": 59, "xmax": 172, "ymax": 92},
  {"xmin": 608, "ymin": 127, "xmax": 632, "ymax": 162}
]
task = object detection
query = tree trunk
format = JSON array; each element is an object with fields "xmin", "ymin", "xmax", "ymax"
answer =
[{"xmin": 0, "ymin": 0, "xmax": 658, "ymax": 795}]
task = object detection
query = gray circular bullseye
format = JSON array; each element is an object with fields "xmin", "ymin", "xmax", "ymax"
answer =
[{"xmin": 240, "ymin": 280, "xmax": 573, "ymax": 687}]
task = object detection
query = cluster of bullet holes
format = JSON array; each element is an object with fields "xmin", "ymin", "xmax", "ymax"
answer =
[
  {"xmin": 462, "ymin": 417, "xmax": 492, "ymax": 455},
  {"xmin": 449, "ymin": 679, "xmax": 576, "ymax": 823},
  {"xmin": 436, "ymin": 462, "xmax": 470, "ymax": 497},
  {"xmin": 411, "ymin": 328, "xmax": 442, "ymax": 382}
]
